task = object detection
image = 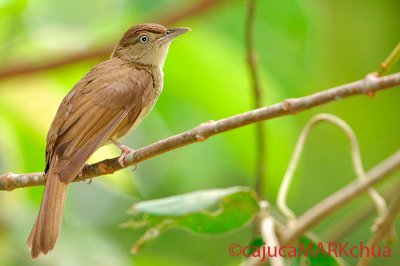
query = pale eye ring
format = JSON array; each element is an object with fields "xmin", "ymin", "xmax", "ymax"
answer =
[{"xmin": 139, "ymin": 35, "xmax": 149, "ymax": 43}]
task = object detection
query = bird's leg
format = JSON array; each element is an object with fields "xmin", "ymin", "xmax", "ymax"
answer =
[{"xmin": 111, "ymin": 140, "xmax": 135, "ymax": 167}]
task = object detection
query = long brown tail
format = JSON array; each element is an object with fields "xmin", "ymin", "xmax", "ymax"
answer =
[{"xmin": 27, "ymin": 161, "xmax": 67, "ymax": 259}]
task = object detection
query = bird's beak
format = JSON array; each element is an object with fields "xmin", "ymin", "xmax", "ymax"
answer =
[{"xmin": 157, "ymin": 27, "xmax": 191, "ymax": 44}]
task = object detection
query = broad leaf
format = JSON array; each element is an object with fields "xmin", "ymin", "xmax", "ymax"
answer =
[{"xmin": 123, "ymin": 186, "xmax": 259, "ymax": 253}]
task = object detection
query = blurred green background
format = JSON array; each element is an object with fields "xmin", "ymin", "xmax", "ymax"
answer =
[{"xmin": 0, "ymin": 0, "xmax": 399, "ymax": 265}]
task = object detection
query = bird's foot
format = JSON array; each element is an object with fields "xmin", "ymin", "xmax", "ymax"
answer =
[
  {"xmin": 118, "ymin": 145, "xmax": 135, "ymax": 167},
  {"xmin": 111, "ymin": 140, "xmax": 135, "ymax": 167}
]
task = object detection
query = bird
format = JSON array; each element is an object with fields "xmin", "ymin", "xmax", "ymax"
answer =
[{"xmin": 27, "ymin": 23, "xmax": 190, "ymax": 258}]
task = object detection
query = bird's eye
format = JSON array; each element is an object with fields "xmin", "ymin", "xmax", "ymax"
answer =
[{"xmin": 139, "ymin": 35, "xmax": 149, "ymax": 43}]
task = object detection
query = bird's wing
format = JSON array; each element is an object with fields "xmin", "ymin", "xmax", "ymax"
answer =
[{"xmin": 45, "ymin": 58, "xmax": 153, "ymax": 183}]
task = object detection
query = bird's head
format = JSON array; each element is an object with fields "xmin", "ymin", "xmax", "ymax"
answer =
[{"xmin": 112, "ymin": 23, "xmax": 190, "ymax": 67}]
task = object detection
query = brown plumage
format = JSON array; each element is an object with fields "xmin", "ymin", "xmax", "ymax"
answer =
[{"xmin": 27, "ymin": 23, "xmax": 190, "ymax": 258}]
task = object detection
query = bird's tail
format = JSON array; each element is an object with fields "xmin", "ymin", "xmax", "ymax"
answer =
[{"xmin": 27, "ymin": 159, "xmax": 67, "ymax": 259}]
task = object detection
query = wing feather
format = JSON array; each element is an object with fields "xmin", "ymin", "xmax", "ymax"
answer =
[{"xmin": 45, "ymin": 58, "xmax": 153, "ymax": 183}]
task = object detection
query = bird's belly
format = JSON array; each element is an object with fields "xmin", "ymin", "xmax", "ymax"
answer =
[
  {"xmin": 111, "ymin": 92, "xmax": 162, "ymax": 143},
  {"xmin": 109, "ymin": 66, "xmax": 163, "ymax": 144},
  {"xmin": 120, "ymin": 102, "xmax": 154, "ymax": 139}
]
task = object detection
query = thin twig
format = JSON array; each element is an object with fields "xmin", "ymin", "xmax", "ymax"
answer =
[
  {"xmin": 277, "ymin": 114, "xmax": 388, "ymax": 225},
  {"xmin": 357, "ymin": 189, "xmax": 400, "ymax": 266},
  {"xmin": 0, "ymin": 0, "xmax": 233, "ymax": 81},
  {"xmin": 1, "ymin": 72, "xmax": 400, "ymax": 190},
  {"xmin": 377, "ymin": 41, "xmax": 400, "ymax": 76},
  {"xmin": 246, "ymin": 0, "xmax": 266, "ymax": 197},
  {"xmin": 243, "ymin": 201, "xmax": 282, "ymax": 266},
  {"xmin": 280, "ymin": 149, "xmax": 400, "ymax": 246},
  {"xmin": 261, "ymin": 217, "xmax": 285, "ymax": 266}
]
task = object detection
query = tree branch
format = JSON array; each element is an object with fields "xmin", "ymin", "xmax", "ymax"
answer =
[
  {"xmin": 0, "ymin": 0, "xmax": 233, "ymax": 81},
  {"xmin": 280, "ymin": 149, "xmax": 400, "ymax": 246},
  {"xmin": 324, "ymin": 184, "xmax": 399, "ymax": 242},
  {"xmin": 1, "ymin": 72, "xmax": 400, "ymax": 191}
]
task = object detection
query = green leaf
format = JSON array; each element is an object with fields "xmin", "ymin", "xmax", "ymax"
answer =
[{"xmin": 123, "ymin": 186, "xmax": 260, "ymax": 253}]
